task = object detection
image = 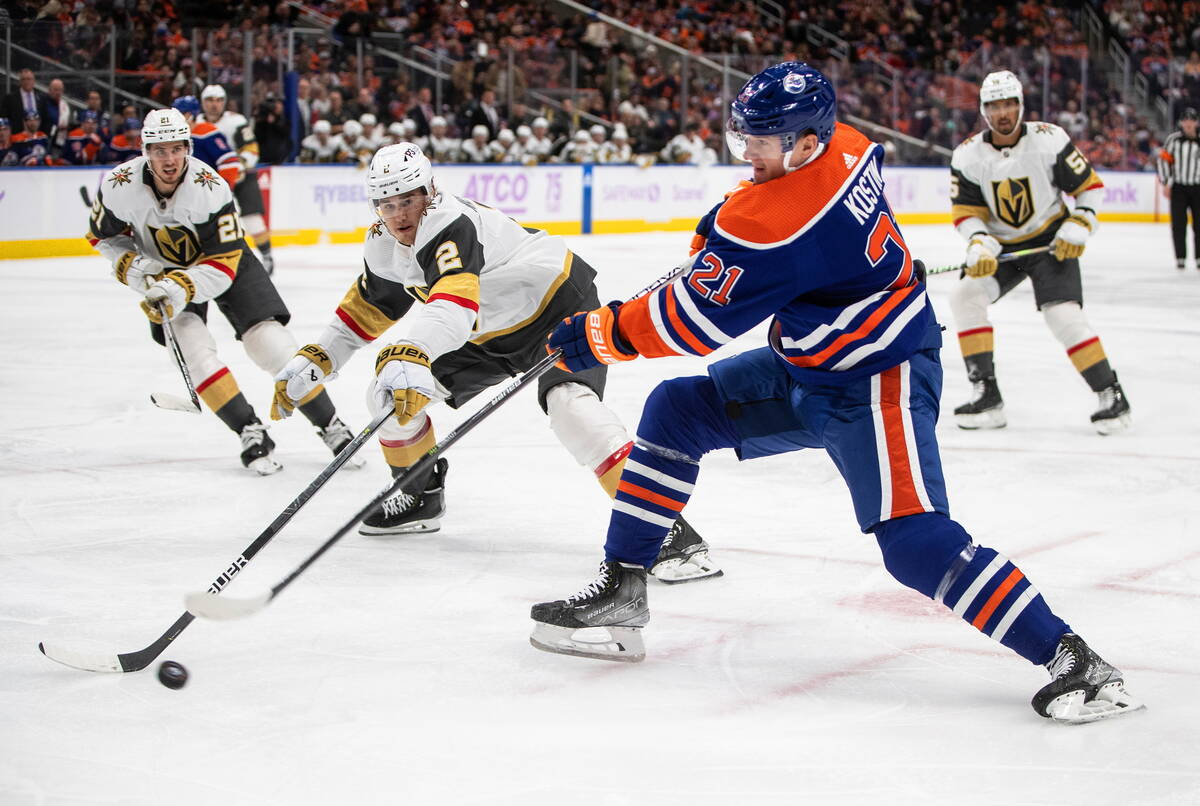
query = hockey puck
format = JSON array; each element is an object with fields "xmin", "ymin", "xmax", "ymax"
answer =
[{"xmin": 157, "ymin": 660, "xmax": 188, "ymax": 690}]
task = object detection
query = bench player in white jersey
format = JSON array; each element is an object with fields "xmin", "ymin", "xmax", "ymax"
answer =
[
  {"xmin": 949, "ymin": 70, "xmax": 1131, "ymax": 434},
  {"xmin": 199, "ymin": 85, "xmax": 276, "ymax": 274},
  {"xmin": 270, "ymin": 143, "xmax": 719, "ymax": 582},
  {"xmin": 86, "ymin": 108, "xmax": 357, "ymax": 474}
]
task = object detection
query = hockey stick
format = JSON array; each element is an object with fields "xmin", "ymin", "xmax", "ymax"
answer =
[
  {"xmin": 927, "ymin": 245, "xmax": 1052, "ymax": 276},
  {"xmin": 184, "ymin": 257, "xmax": 698, "ymax": 621},
  {"xmin": 36, "ymin": 408, "xmax": 393, "ymax": 673},
  {"xmin": 79, "ymin": 185, "xmax": 92, "ymax": 208},
  {"xmin": 151, "ymin": 303, "xmax": 202, "ymax": 414}
]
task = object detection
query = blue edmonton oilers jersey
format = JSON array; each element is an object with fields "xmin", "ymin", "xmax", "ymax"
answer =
[{"xmin": 617, "ymin": 122, "xmax": 939, "ymax": 383}]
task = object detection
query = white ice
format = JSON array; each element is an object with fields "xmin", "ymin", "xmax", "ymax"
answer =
[{"xmin": 2, "ymin": 225, "xmax": 1198, "ymax": 805}]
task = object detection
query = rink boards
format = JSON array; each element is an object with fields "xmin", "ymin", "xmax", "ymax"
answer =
[{"xmin": 0, "ymin": 162, "xmax": 1169, "ymax": 259}]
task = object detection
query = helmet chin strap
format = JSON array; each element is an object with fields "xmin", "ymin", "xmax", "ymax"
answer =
[{"xmin": 785, "ymin": 141, "xmax": 826, "ymax": 174}]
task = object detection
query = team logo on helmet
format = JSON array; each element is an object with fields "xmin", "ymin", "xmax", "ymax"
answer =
[
  {"xmin": 782, "ymin": 73, "xmax": 807, "ymax": 94},
  {"xmin": 149, "ymin": 225, "xmax": 201, "ymax": 266}
]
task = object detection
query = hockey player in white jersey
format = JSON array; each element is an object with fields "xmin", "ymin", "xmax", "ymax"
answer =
[
  {"xmin": 200, "ymin": 85, "xmax": 275, "ymax": 274},
  {"xmin": 270, "ymin": 142, "xmax": 719, "ymax": 582},
  {"xmin": 949, "ymin": 71, "xmax": 1131, "ymax": 434},
  {"xmin": 86, "ymin": 108, "xmax": 357, "ymax": 474},
  {"xmin": 423, "ymin": 116, "xmax": 461, "ymax": 163}
]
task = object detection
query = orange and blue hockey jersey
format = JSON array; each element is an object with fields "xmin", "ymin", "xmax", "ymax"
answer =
[
  {"xmin": 190, "ymin": 121, "xmax": 241, "ymax": 189},
  {"xmin": 618, "ymin": 122, "xmax": 938, "ymax": 384}
]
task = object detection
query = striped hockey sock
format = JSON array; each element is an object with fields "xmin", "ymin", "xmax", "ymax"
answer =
[
  {"xmin": 938, "ymin": 544, "xmax": 1069, "ymax": 665},
  {"xmin": 605, "ymin": 442, "xmax": 698, "ymax": 568}
]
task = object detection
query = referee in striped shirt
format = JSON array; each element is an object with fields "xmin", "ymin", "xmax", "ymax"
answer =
[{"xmin": 1158, "ymin": 107, "xmax": 1200, "ymax": 270}]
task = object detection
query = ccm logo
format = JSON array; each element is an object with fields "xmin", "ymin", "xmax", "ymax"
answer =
[{"xmin": 587, "ymin": 311, "xmax": 619, "ymax": 364}]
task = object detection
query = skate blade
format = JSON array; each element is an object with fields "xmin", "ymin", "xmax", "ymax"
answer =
[
  {"xmin": 529, "ymin": 622, "xmax": 645, "ymax": 662},
  {"xmin": 1045, "ymin": 681, "xmax": 1146, "ymax": 724},
  {"xmin": 247, "ymin": 456, "xmax": 283, "ymax": 476},
  {"xmin": 954, "ymin": 408, "xmax": 1007, "ymax": 430},
  {"xmin": 358, "ymin": 518, "xmax": 441, "ymax": 536},
  {"xmin": 651, "ymin": 553, "xmax": 724, "ymax": 585},
  {"xmin": 1093, "ymin": 412, "xmax": 1132, "ymax": 436}
]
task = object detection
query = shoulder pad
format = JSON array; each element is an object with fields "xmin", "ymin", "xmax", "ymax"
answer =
[{"xmin": 715, "ymin": 123, "xmax": 878, "ymax": 248}]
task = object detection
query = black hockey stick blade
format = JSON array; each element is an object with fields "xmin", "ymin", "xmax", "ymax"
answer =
[
  {"xmin": 80, "ymin": 185, "xmax": 93, "ymax": 208},
  {"xmin": 150, "ymin": 391, "xmax": 202, "ymax": 413},
  {"xmin": 928, "ymin": 245, "xmax": 1051, "ymax": 276},
  {"xmin": 37, "ymin": 410, "xmax": 391, "ymax": 672}
]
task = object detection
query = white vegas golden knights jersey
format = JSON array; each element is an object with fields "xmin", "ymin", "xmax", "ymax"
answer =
[
  {"xmin": 950, "ymin": 121, "xmax": 1103, "ymax": 245},
  {"xmin": 322, "ymin": 192, "xmax": 594, "ymax": 366},
  {"xmin": 86, "ymin": 155, "xmax": 248, "ymax": 300}
]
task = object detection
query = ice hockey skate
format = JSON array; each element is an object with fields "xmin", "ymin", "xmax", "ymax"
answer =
[
  {"xmin": 530, "ymin": 561, "xmax": 649, "ymax": 662},
  {"xmin": 1090, "ymin": 376, "xmax": 1131, "ymax": 435},
  {"xmin": 650, "ymin": 515, "xmax": 723, "ymax": 584},
  {"xmin": 358, "ymin": 458, "xmax": 447, "ymax": 535},
  {"xmin": 317, "ymin": 416, "xmax": 364, "ymax": 468},
  {"xmin": 1032, "ymin": 633, "xmax": 1144, "ymax": 724},
  {"xmin": 954, "ymin": 375, "xmax": 1006, "ymax": 429},
  {"xmin": 239, "ymin": 420, "xmax": 282, "ymax": 475}
]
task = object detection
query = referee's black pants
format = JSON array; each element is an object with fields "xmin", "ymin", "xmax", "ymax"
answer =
[{"xmin": 1170, "ymin": 184, "xmax": 1200, "ymax": 261}]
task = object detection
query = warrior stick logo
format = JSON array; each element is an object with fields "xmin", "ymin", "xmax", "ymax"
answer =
[
  {"xmin": 992, "ymin": 176, "xmax": 1034, "ymax": 228},
  {"xmin": 149, "ymin": 224, "xmax": 201, "ymax": 266}
]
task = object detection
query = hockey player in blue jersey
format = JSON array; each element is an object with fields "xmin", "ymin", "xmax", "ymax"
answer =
[
  {"xmin": 528, "ymin": 63, "xmax": 1142, "ymax": 724},
  {"xmin": 171, "ymin": 95, "xmax": 242, "ymax": 190}
]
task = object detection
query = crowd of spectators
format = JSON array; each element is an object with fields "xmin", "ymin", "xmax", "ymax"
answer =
[
  {"xmin": 1097, "ymin": 0, "xmax": 1200, "ymax": 116},
  {"xmin": 0, "ymin": 0, "xmax": 1189, "ymax": 172}
]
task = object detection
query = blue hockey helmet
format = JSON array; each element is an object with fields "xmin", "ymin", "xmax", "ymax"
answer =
[
  {"xmin": 726, "ymin": 62, "xmax": 837, "ymax": 164},
  {"xmin": 172, "ymin": 95, "xmax": 201, "ymax": 119}
]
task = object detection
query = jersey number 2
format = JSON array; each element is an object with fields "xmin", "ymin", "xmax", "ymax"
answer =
[{"xmin": 864, "ymin": 212, "xmax": 913, "ymax": 283}]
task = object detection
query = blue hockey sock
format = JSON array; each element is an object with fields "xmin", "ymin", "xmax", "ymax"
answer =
[
  {"xmin": 938, "ymin": 545, "xmax": 1069, "ymax": 665},
  {"xmin": 605, "ymin": 442, "xmax": 698, "ymax": 567}
]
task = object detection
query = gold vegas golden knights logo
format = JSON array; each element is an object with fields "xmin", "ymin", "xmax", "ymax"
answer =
[
  {"xmin": 991, "ymin": 177, "xmax": 1034, "ymax": 228},
  {"xmin": 149, "ymin": 225, "xmax": 201, "ymax": 266}
]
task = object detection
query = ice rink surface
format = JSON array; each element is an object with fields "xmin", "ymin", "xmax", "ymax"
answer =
[{"xmin": 2, "ymin": 223, "xmax": 1198, "ymax": 805}]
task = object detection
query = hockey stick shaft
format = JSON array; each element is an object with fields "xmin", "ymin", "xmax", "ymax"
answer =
[
  {"xmin": 187, "ymin": 258, "xmax": 698, "ymax": 620},
  {"xmin": 157, "ymin": 304, "xmax": 202, "ymax": 413},
  {"xmin": 37, "ymin": 408, "xmax": 393, "ymax": 672},
  {"xmin": 927, "ymin": 245, "xmax": 1051, "ymax": 276}
]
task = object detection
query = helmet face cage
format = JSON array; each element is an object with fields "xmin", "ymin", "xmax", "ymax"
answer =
[{"xmin": 727, "ymin": 61, "xmax": 836, "ymax": 163}]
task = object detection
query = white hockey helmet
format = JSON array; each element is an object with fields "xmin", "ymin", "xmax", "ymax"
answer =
[
  {"xmin": 516, "ymin": 124, "xmax": 532, "ymax": 138},
  {"xmin": 201, "ymin": 84, "xmax": 226, "ymax": 101},
  {"xmin": 360, "ymin": 112, "xmax": 377, "ymax": 128},
  {"xmin": 471, "ymin": 124, "xmax": 489, "ymax": 139},
  {"xmin": 979, "ymin": 70, "xmax": 1023, "ymax": 130},
  {"xmin": 367, "ymin": 142, "xmax": 435, "ymax": 204},
  {"xmin": 342, "ymin": 118, "xmax": 363, "ymax": 139},
  {"xmin": 532, "ymin": 116, "xmax": 548, "ymax": 130},
  {"xmin": 497, "ymin": 127, "xmax": 515, "ymax": 143},
  {"xmin": 430, "ymin": 115, "xmax": 447, "ymax": 129},
  {"xmin": 141, "ymin": 108, "xmax": 192, "ymax": 153},
  {"xmin": 313, "ymin": 119, "xmax": 332, "ymax": 135},
  {"xmin": 387, "ymin": 121, "xmax": 405, "ymax": 137}
]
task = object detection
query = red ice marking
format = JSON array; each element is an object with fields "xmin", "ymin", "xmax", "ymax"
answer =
[
  {"xmin": 1102, "ymin": 547, "xmax": 1200, "ymax": 583},
  {"xmin": 721, "ymin": 547, "xmax": 877, "ymax": 567},
  {"xmin": 836, "ymin": 590, "xmax": 955, "ymax": 620},
  {"xmin": 718, "ymin": 643, "xmax": 1008, "ymax": 714},
  {"xmin": 1018, "ymin": 530, "xmax": 1102, "ymax": 556}
]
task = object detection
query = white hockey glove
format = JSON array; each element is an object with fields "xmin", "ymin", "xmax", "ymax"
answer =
[
  {"xmin": 271, "ymin": 343, "xmax": 337, "ymax": 421},
  {"xmin": 114, "ymin": 253, "xmax": 165, "ymax": 294},
  {"xmin": 373, "ymin": 343, "xmax": 437, "ymax": 424},
  {"xmin": 964, "ymin": 233, "xmax": 1002, "ymax": 278},
  {"xmin": 1052, "ymin": 208, "xmax": 1096, "ymax": 261},
  {"xmin": 141, "ymin": 271, "xmax": 195, "ymax": 323}
]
